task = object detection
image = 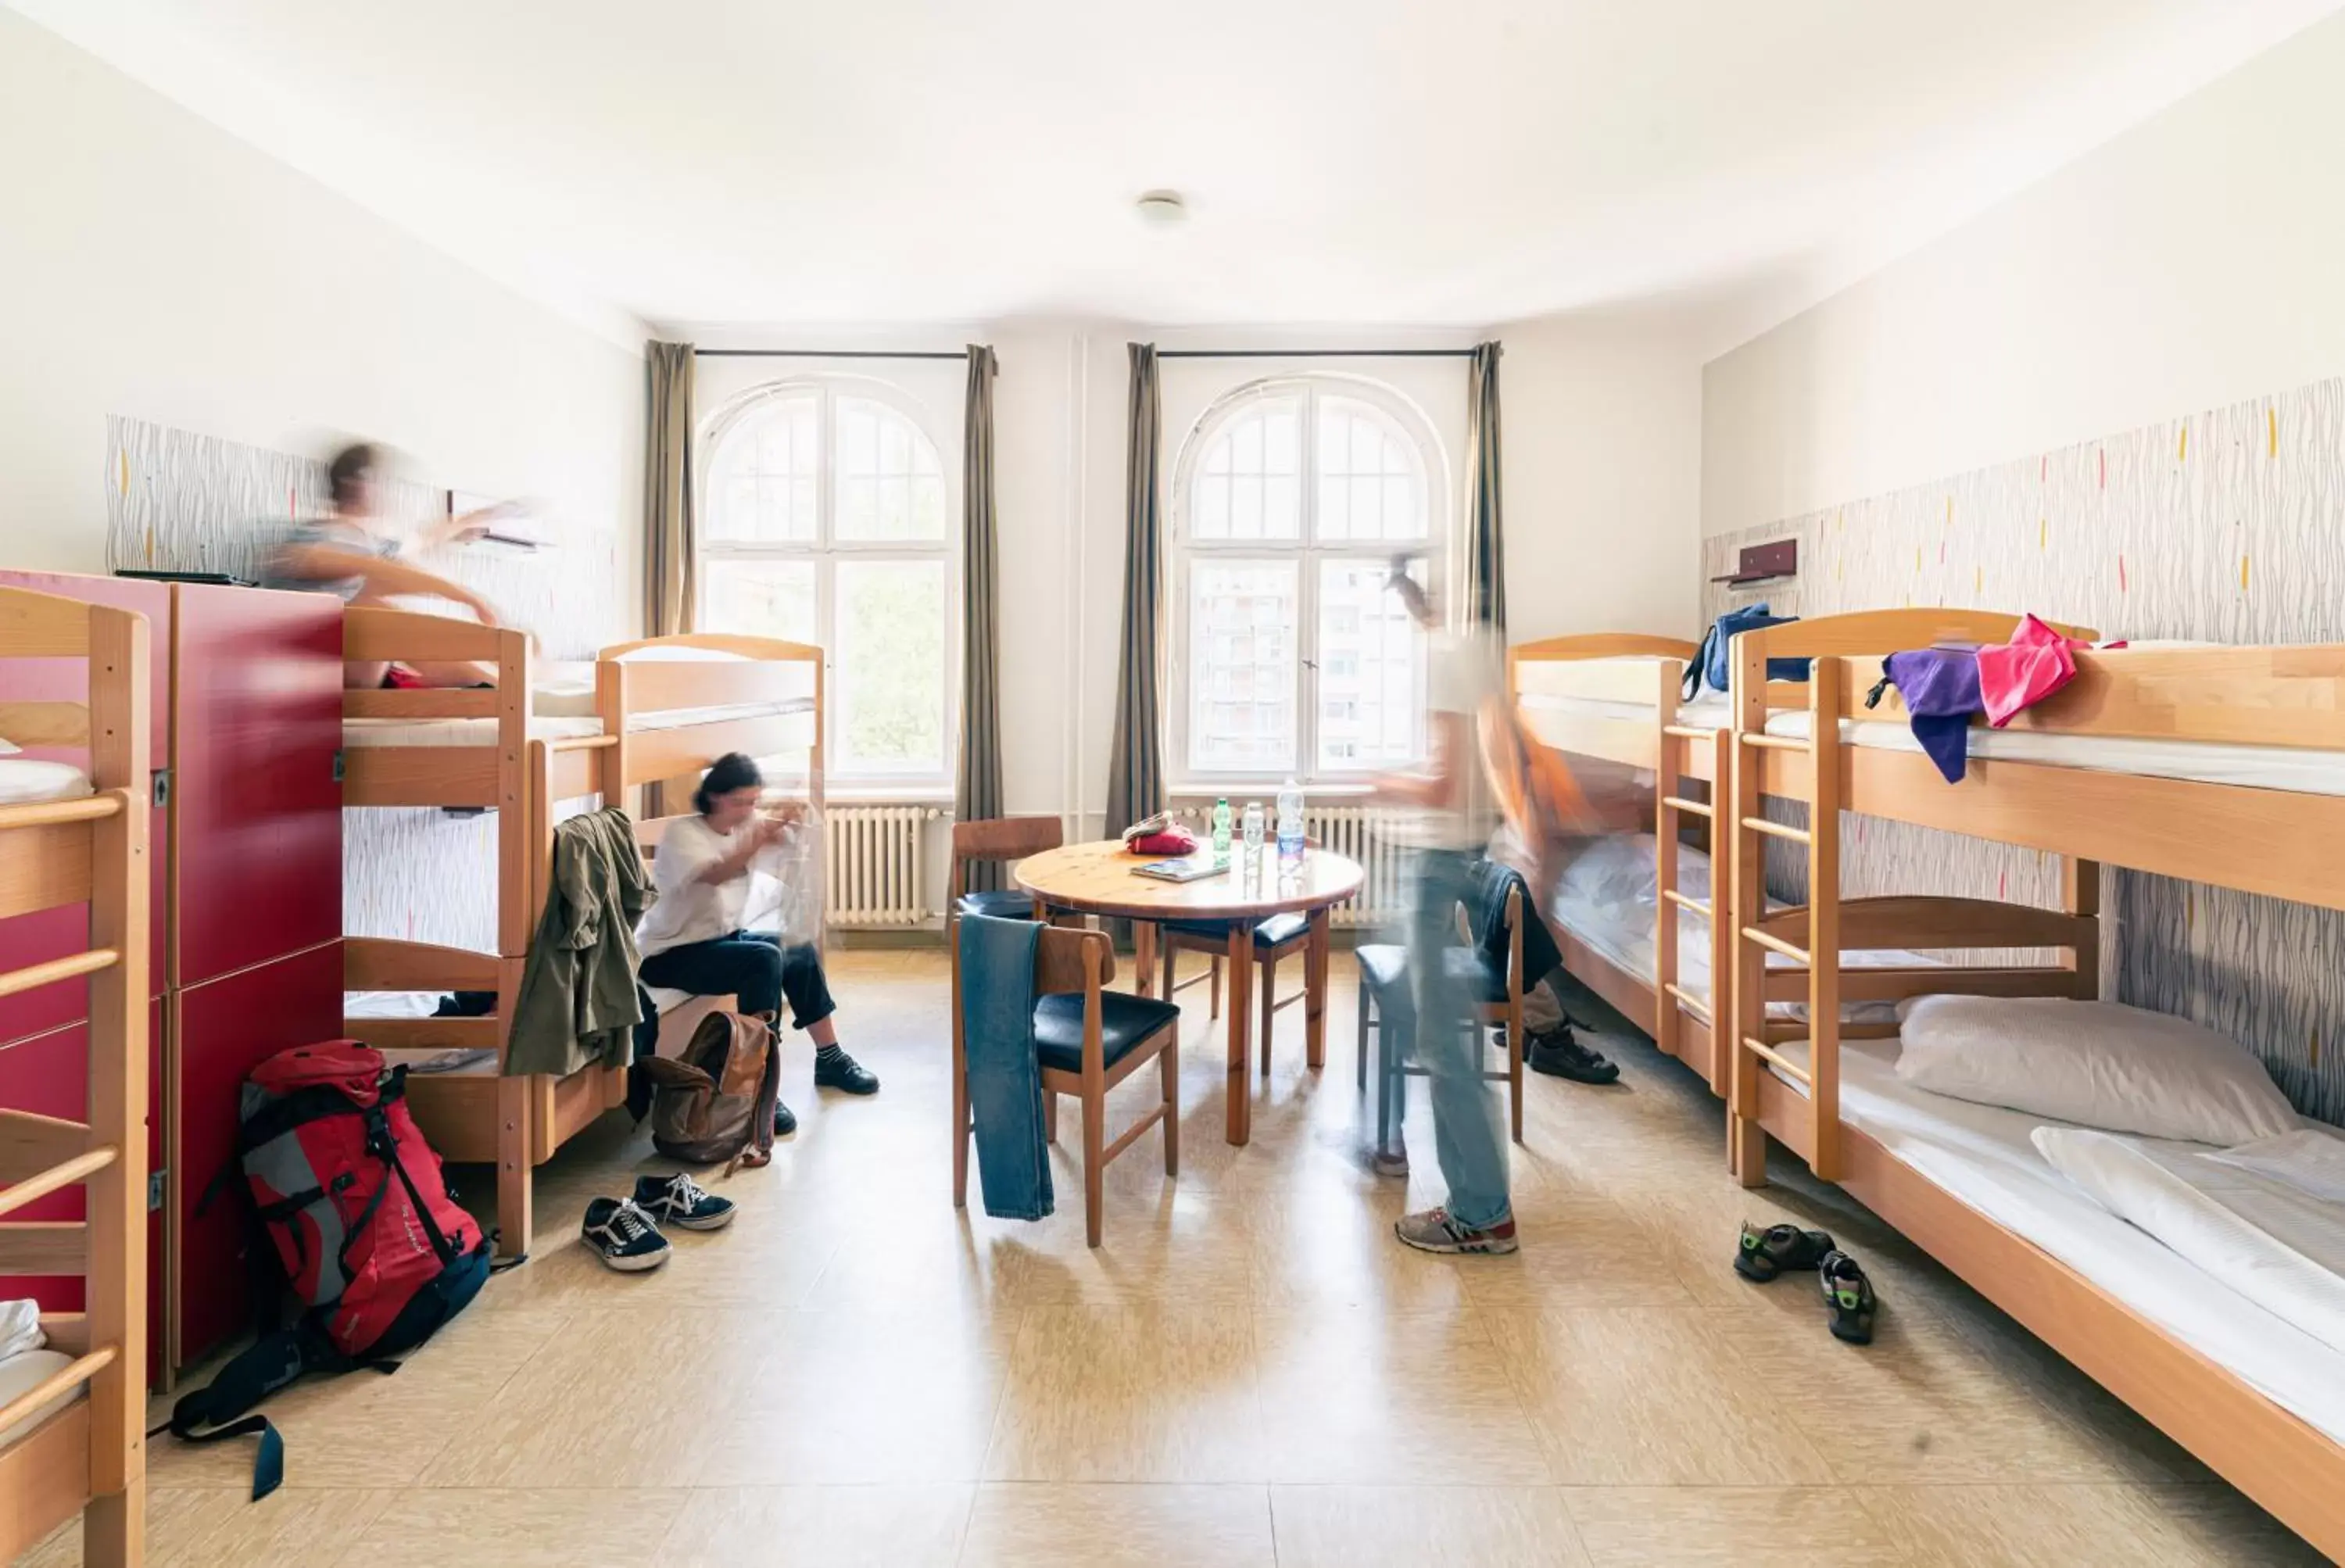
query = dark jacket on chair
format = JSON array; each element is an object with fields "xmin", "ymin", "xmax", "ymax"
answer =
[
  {"xmin": 507, "ymin": 806, "xmax": 652, "ymax": 1078},
  {"xmin": 1471, "ymin": 859, "xmax": 1560, "ymax": 993}
]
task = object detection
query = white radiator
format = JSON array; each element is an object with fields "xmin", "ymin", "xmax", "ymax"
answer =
[
  {"xmin": 824, "ymin": 806, "xmax": 942, "ymax": 927},
  {"xmin": 1172, "ymin": 801, "xmax": 1410, "ymax": 930}
]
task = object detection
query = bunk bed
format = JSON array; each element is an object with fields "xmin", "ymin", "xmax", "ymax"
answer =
[
  {"xmin": 1505, "ymin": 633, "xmax": 1733, "ymax": 1091},
  {"xmin": 336, "ymin": 611, "xmax": 822, "ymax": 1255},
  {"xmin": 0, "ymin": 586, "xmax": 150, "ymax": 1566},
  {"xmin": 1719, "ymin": 613, "xmax": 2345, "ymax": 1559}
]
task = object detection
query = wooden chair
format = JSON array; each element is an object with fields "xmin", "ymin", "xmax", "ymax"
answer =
[
  {"xmin": 1155, "ymin": 836, "xmax": 1327, "ymax": 1076},
  {"xmin": 953, "ymin": 925, "xmax": 1180, "ymax": 1247},
  {"xmin": 950, "ymin": 816, "xmax": 1062, "ymax": 924},
  {"xmin": 1355, "ymin": 876, "xmax": 1527, "ymax": 1155}
]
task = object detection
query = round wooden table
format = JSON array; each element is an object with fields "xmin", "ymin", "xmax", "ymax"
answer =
[{"xmin": 1016, "ymin": 839, "xmax": 1365, "ymax": 1147}]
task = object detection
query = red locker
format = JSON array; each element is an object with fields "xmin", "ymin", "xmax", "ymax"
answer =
[
  {"xmin": 170, "ymin": 582, "xmax": 344, "ymax": 988},
  {"xmin": 173, "ymin": 941, "xmax": 342, "ymax": 1366},
  {"xmin": 0, "ymin": 572, "xmax": 170, "ymax": 1046}
]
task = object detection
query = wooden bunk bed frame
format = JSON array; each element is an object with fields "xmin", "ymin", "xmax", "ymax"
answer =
[
  {"xmin": 338, "ymin": 610, "xmax": 823, "ymax": 1256},
  {"xmin": 0, "ymin": 587, "xmax": 149, "ymax": 1566},
  {"xmin": 1720, "ymin": 609, "xmax": 2345, "ymax": 1559},
  {"xmin": 1505, "ymin": 633, "xmax": 1734, "ymax": 1092}
]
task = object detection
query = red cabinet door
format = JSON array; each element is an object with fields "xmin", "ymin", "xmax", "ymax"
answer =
[
  {"xmin": 0, "ymin": 572, "xmax": 171, "ymax": 1045},
  {"xmin": 170, "ymin": 583, "xmax": 343, "ymax": 990},
  {"xmin": 173, "ymin": 941, "xmax": 342, "ymax": 1366}
]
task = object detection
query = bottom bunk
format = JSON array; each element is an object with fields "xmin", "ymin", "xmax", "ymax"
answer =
[
  {"xmin": 1754, "ymin": 1033, "xmax": 2345, "ymax": 1559},
  {"xmin": 0, "ymin": 1396, "xmax": 94, "ymax": 1564}
]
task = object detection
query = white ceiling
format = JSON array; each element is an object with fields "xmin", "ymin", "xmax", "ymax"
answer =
[{"xmin": 14, "ymin": 0, "xmax": 2340, "ymax": 350}]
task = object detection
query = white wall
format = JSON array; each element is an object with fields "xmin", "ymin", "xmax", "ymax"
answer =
[
  {"xmin": 0, "ymin": 9, "xmax": 643, "ymax": 590},
  {"xmin": 1703, "ymin": 9, "xmax": 2345, "ymax": 537}
]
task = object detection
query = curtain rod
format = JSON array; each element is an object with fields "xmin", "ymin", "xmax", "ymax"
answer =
[
  {"xmin": 692, "ymin": 349, "xmax": 971, "ymax": 360},
  {"xmin": 1155, "ymin": 347, "xmax": 1480, "ymax": 360}
]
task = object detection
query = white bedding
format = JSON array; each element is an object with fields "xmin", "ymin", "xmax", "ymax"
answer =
[
  {"xmin": 0, "ymin": 757, "xmax": 95, "ymax": 806},
  {"xmin": 346, "ymin": 985, "xmax": 695, "ymax": 1018},
  {"xmin": 1767, "ymin": 1035, "xmax": 2345, "ymax": 1444},
  {"xmin": 1517, "ymin": 690, "xmax": 2345, "ymax": 796},
  {"xmin": 341, "ymin": 697, "xmax": 815, "ymax": 750},
  {"xmin": 0, "ymin": 1348, "xmax": 80, "ymax": 1448}
]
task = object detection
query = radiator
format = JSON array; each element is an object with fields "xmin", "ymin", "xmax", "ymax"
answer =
[
  {"xmin": 824, "ymin": 805, "xmax": 942, "ymax": 927},
  {"xmin": 1172, "ymin": 801, "xmax": 1410, "ymax": 930}
]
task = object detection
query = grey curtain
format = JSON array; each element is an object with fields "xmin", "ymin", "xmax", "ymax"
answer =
[
  {"xmin": 956, "ymin": 345, "xmax": 1004, "ymax": 890},
  {"xmin": 1104, "ymin": 342, "xmax": 1165, "ymax": 840},
  {"xmin": 643, "ymin": 341, "xmax": 697, "ymax": 638},
  {"xmin": 1463, "ymin": 340, "xmax": 1506, "ymax": 632}
]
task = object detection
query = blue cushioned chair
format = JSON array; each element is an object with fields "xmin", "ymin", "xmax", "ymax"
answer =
[
  {"xmin": 951, "ymin": 924, "xmax": 1179, "ymax": 1247},
  {"xmin": 949, "ymin": 816, "xmax": 1062, "ymax": 927},
  {"xmin": 1354, "ymin": 871, "xmax": 1525, "ymax": 1156}
]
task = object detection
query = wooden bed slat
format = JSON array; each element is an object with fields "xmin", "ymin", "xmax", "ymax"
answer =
[
  {"xmin": 350, "ymin": 1017, "xmax": 502, "ymax": 1052},
  {"xmin": 345, "ymin": 687, "xmax": 499, "ymax": 719},
  {"xmin": 345, "ymin": 936, "xmax": 503, "ymax": 993},
  {"xmin": 625, "ymin": 711, "xmax": 815, "ymax": 787},
  {"xmin": 0, "ymin": 701, "xmax": 90, "ymax": 746},
  {"xmin": 340, "ymin": 746, "xmax": 501, "ymax": 807},
  {"xmin": 0, "ymin": 1147, "xmax": 116, "ymax": 1222},
  {"xmin": 1761, "ymin": 965, "xmax": 2082, "ymax": 1003},
  {"xmin": 0, "ymin": 1401, "xmax": 91, "ymax": 1566},
  {"xmin": 1753, "ymin": 895, "xmax": 2096, "ymax": 953},
  {"xmin": 621, "ymin": 657, "xmax": 809, "ymax": 715},
  {"xmin": 0, "ymin": 1110, "xmax": 91, "ymax": 1184},
  {"xmin": 0, "ymin": 588, "xmax": 93, "ymax": 657},
  {"xmin": 0, "ymin": 1221, "xmax": 87, "ymax": 1273},
  {"xmin": 344, "ymin": 605, "xmax": 510, "ymax": 664},
  {"xmin": 0, "ymin": 947, "xmax": 115, "ymax": 1001},
  {"xmin": 0, "ymin": 820, "xmax": 94, "ymax": 922},
  {"xmin": 0, "ymin": 1348, "xmax": 113, "ymax": 1437}
]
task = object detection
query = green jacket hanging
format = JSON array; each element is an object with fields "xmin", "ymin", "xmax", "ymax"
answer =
[{"xmin": 506, "ymin": 806, "xmax": 651, "ymax": 1079}]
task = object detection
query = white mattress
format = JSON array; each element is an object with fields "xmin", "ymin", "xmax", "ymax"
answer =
[
  {"xmin": 1768, "ymin": 1035, "xmax": 2345, "ymax": 1444},
  {"xmin": 345, "ymin": 986, "xmax": 694, "ymax": 1016},
  {"xmin": 342, "ymin": 697, "xmax": 814, "ymax": 750},
  {"xmin": 0, "ymin": 757, "xmax": 94, "ymax": 807},
  {"xmin": 1545, "ymin": 836, "xmax": 1921, "ymax": 1021},
  {"xmin": 1518, "ymin": 691, "xmax": 2345, "ymax": 796},
  {"xmin": 0, "ymin": 1348, "xmax": 80, "ymax": 1448}
]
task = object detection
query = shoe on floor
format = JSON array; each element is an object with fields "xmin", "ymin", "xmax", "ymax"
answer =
[
  {"xmin": 1394, "ymin": 1206, "xmax": 1519, "ymax": 1255},
  {"xmin": 814, "ymin": 1047, "xmax": 879, "ymax": 1095},
  {"xmin": 1372, "ymin": 1141, "xmax": 1411, "ymax": 1179},
  {"xmin": 773, "ymin": 1098, "xmax": 798, "ymax": 1137},
  {"xmin": 581, "ymin": 1197, "xmax": 671, "ymax": 1272},
  {"xmin": 1819, "ymin": 1249, "xmax": 1878, "ymax": 1344},
  {"xmin": 633, "ymin": 1172, "xmax": 736, "ymax": 1232},
  {"xmin": 1526, "ymin": 1023, "xmax": 1620, "ymax": 1084},
  {"xmin": 1735, "ymin": 1220, "xmax": 1836, "ymax": 1283}
]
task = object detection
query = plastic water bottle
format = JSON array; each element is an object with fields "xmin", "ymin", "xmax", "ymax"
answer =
[
  {"xmin": 1211, "ymin": 797, "xmax": 1233, "ymax": 862},
  {"xmin": 1276, "ymin": 779, "xmax": 1305, "ymax": 867},
  {"xmin": 1241, "ymin": 802, "xmax": 1266, "ymax": 868}
]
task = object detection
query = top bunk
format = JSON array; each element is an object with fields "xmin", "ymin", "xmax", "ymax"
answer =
[
  {"xmin": 1724, "ymin": 609, "xmax": 2345, "ymax": 913},
  {"xmin": 1505, "ymin": 632, "xmax": 1703, "ymax": 772},
  {"xmin": 340, "ymin": 609, "xmax": 822, "ymax": 807}
]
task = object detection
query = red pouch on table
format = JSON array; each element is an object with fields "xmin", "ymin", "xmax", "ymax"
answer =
[{"xmin": 1130, "ymin": 828, "xmax": 1198, "ymax": 856}]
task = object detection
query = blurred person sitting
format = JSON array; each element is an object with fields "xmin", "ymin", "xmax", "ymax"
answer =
[{"xmin": 262, "ymin": 441, "xmax": 524, "ymax": 688}]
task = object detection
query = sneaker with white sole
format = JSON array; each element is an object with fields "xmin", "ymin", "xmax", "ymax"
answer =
[
  {"xmin": 633, "ymin": 1172, "xmax": 736, "ymax": 1232},
  {"xmin": 1394, "ymin": 1205, "xmax": 1519, "ymax": 1255},
  {"xmin": 582, "ymin": 1197, "xmax": 671, "ymax": 1271},
  {"xmin": 1372, "ymin": 1141, "xmax": 1411, "ymax": 1179}
]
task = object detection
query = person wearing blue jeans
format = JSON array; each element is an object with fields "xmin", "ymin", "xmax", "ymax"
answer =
[
  {"xmin": 1374, "ymin": 560, "xmax": 1516, "ymax": 1255},
  {"xmin": 633, "ymin": 754, "xmax": 878, "ymax": 1136}
]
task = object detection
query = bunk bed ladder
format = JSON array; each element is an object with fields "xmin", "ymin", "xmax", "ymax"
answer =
[{"xmin": 1728, "ymin": 644, "xmax": 1843, "ymax": 1186}]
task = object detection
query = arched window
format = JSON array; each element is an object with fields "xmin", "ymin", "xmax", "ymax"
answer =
[
  {"xmin": 700, "ymin": 379, "xmax": 952, "ymax": 781},
  {"xmin": 1171, "ymin": 377, "xmax": 1445, "ymax": 780}
]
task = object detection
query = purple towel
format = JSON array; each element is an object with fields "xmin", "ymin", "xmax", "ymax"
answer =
[{"xmin": 1883, "ymin": 648, "xmax": 1982, "ymax": 783}]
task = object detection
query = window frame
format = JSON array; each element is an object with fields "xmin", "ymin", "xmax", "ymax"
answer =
[
  {"xmin": 1167, "ymin": 374, "xmax": 1450, "ymax": 790},
  {"xmin": 697, "ymin": 375, "xmax": 958, "ymax": 793}
]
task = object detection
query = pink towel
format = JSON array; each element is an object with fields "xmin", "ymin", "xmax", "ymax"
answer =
[{"xmin": 1977, "ymin": 614, "xmax": 2118, "ymax": 727}]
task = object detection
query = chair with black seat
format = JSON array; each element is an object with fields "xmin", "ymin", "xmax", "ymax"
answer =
[
  {"xmin": 950, "ymin": 816, "xmax": 1063, "ymax": 925},
  {"xmin": 1157, "ymin": 909, "xmax": 1318, "ymax": 1076},
  {"xmin": 1354, "ymin": 864, "xmax": 1526, "ymax": 1155},
  {"xmin": 952, "ymin": 923, "xmax": 1180, "ymax": 1247}
]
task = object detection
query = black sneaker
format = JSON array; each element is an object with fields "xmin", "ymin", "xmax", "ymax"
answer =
[
  {"xmin": 1525, "ymin": 1023, "xmax": 1619, "ymax": 1084},
  {"xmin": 773, "ymin": 1098, "xmax": 798, "ymax": 1137},
  {"xmin": 813, "ymin": 1047, "xmax": 879, "ymax": 1095},
  {"xmin": 1735, "ymin": 1220, "xmax": 1836, "ymax": 1283},
  {"xmin": 581, "ymin": 1197, "xmax": 670, "ymax": 1272},
  {"xmin": 632, "ymin": 1172, "xmax": 736, "ymax": 1232},
  {"xmin": 1820, "ymin": 1249, "xmax": 1878, "ymax": 1344}
]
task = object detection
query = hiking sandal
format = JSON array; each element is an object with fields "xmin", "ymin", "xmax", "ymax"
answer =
[
  {"xmin": 1735, "ymin": 1220, "xmax": 1836, "ymax": 1283},
  {"xmin": 1819, "ymin": 1249, "xmax": 1877, "ymax": 1344}
]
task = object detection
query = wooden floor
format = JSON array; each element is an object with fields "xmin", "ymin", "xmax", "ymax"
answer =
[{"xmin": 30, "ymin": 948, "xmax": 2321, "ymax": 1566}]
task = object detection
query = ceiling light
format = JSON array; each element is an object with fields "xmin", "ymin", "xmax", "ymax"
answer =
[{"xmin": 1135, "ymin": 190, "xmax": 1187, "ymax": 226}]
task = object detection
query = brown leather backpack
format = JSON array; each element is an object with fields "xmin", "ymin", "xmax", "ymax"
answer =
[{"xmin": 637, "ymin": 1010, "xmax": 780, "ymax": 1167}]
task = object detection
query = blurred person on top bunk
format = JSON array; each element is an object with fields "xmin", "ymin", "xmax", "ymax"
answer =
[
  {"xmin": 261, "ymin": 440, "xmax": 527, "ymax": 688},
  {"xmin": 1371, "ymin": 558, "xmax": 1517, "ymax": 1257},
  {"xmin": 632, "ymin": 752, "xmax": 879, "ymax": 1140}
]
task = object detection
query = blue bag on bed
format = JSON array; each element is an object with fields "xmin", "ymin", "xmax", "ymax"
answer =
[{"xmin": 1683, "ymin": 603, "xmax": 1810, "ymax": 700}]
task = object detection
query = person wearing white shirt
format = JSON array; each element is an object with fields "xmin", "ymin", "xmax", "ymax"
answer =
[{"xmin": 635, "ymin": 753, "xmax": 879, "ymax": 1137}]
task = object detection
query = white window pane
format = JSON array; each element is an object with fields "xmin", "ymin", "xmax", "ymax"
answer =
[
  {"xmin": 879, "ymin": 417, "xmax": 910, "ymax": 474},
  {"xmin": 1382, "ymin": 476, "xmax": 1420, "ymax": 540},
  {"xmin": 701, "ymin": 557, "xmax": 817, "ymax": 644},
  {"xmin": 840, "ymin": 403, "xmax": 879, "ymax": 474},
  {"xmin": 1190, "ymin": 560, "xmax": 1298, "ymax": 773},
  {"xmin": 1231, "ymin": 475, "xmax": 1262, "ymax": 539},
  {"xmin": 1265, "ymin": 409, "xmax": 1298, "ymax": 471},
  {"xmin": 1351, "ymin": 416, "xmax": 1381, "ymax": 472},
  {"xmin": 840, "ymin": 476, "xmax": 876, "ymax": 537},
  {"xmin": 912, "ymin": 476, "xmax": 947, "ymax": 538},
  {"xmin": 1316, "ymin": 559, "xmax": 1423, "ymax": 773},
  {"xmin": 1264, "ymin": 475, "xmax": 1299, "ymax": 539},
  {"xmin": 710, "ymin": 396, "xmax": 818, "ymax": 543},
  {"xmin": 1232, "ymin": 413, "xmax": 1263, "ymax": 473},
  {"xmin": 835, "ymin": 560, "xmax": 946, "ymax": 775},
  {"xmin": 1194, "ymin": 474, "xmax": 1230, "ymax": 539},
  {"xmin": 835, "ymin": 399, "xmax": 945, "ymax": 541}
]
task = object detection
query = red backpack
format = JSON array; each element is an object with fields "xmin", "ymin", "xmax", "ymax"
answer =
[{"xmin": 170, "ymin": 1041, "xmax": 493, "ymax": 1497}]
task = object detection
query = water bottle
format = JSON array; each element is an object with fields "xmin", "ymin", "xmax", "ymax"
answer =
[
  {"xmin": 1241, "ymin": 802, "xmax": 1266, "ymax": 868},
  {"xmin": 1211, "ymin": 797, "xmax": 1233, "ymax": 862},
  {"xmin": 1276, "ymin": 779, "xmax": 1305, "ymax": 867}
]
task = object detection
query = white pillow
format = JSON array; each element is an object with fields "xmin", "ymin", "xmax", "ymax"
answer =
[
  {"xmin": 0, "ymin": 758, "xmax": 92, "ymax": 807},
  {"xmin": 1894, "ymin": 995, "xmax": 2297, "ymax": 1146}
]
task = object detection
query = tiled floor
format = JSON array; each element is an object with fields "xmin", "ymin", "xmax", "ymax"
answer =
[{"xmin": 32, "ymin": 949, "xmax": 2320, "ymax": 1566}]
